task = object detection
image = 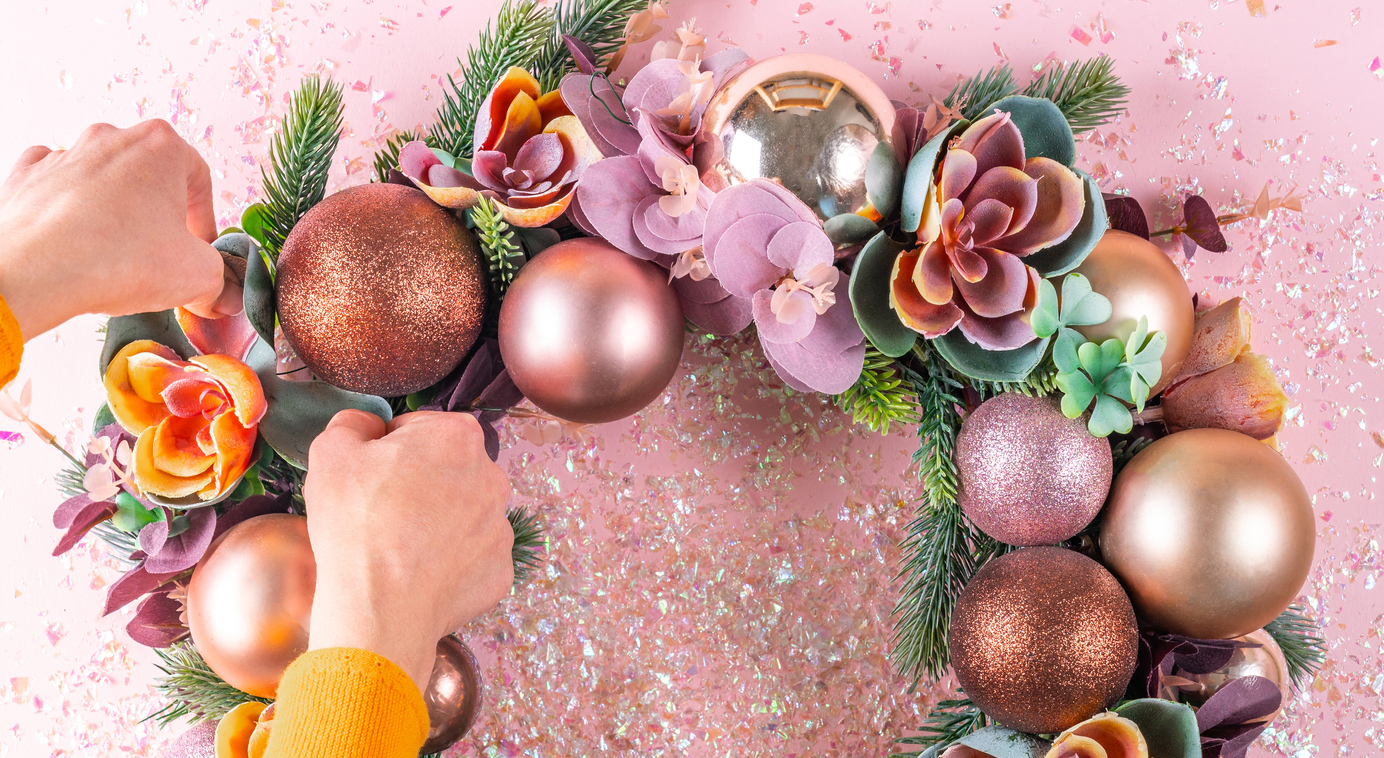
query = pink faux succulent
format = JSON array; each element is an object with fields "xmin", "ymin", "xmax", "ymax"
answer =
[
  {"xmin": 704, "ymin": 179, "xmax": 866, "ymax": 393},
  {"xmin": 890, "ymin": 111, "xmax": 1087, "ymax": 350}
]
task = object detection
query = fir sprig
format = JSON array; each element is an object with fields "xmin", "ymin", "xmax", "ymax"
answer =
[
  {"xmin": 944, "ymin": 64, "xmax": 1018, "ymax": 121},
  {"xmin": 1021, "ymin": 56, "xmax": 1130, "ymax": 135},
  {"xmin": 509, "ymin": 506, "xmax": 546, "ymax": 584},
  {"xmin": 428, "ymin": 0, "xmax": 554, "ymax": 159},
  {"xmin": 1265, "ymin": 603, "xmax": 1327, "ymax": 690},
  {"xmin": 532, "ymin": 0, "xmax": 650, "ymax": 91},
  {"xmin": 834, "ymin": 346, "xmax": 919, "ymax": 435},
  {"xmin": 891, "ymin": 696, "xmax": 989, "ymax": 757},
  {"xmin": 468, "ymin": 196, "xmax": 528, "ymax": 295},
  {"xmin": 260, "ymin": 76, "xmax": 344, "ymax": 258},
  {"xmin": 372, "ymin": 128, "xmax": 420, "ymax": 184},
  {"xmin": 1111, "ymin": 436, "xmax": 1152, "ymax": 475},
  {"xmin": 149, "ymin": 640, "xmax": 270, "ymax": 726}
]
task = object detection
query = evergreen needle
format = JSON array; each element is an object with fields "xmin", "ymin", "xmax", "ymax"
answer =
[
  {"xmin": 834, "ymin": 346, "xmax": 919, "ymax": 434},
  {"xmin": 1265, "ymin": 603, "xmax": 1327, "ymax": 690},
  {"xmin": 532, "ymin": 0, "xmax": 650, "ymax": 92},
  {"xmin": 1022, "ymin": 56, "xmax": 1130, "ymax": 134},
  {"xmin": 891, "ymin": 696, "xmax": 989, "ymax": 757},
  {"xmin": 468, "ymin": 196, "xmax": 528, "ymax": 295},
  {"xmin": 150, "ymin": 640, "xmax": 269, "ymax": 725},
  {"xmin": 260, "ymin": 75, "xmax": 344, "ymax": 259},
  {"xmin": 509, "ymin": 506, "xmax": 546, "ymax": 584}
]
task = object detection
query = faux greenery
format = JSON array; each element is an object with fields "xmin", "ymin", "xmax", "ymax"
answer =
[
  {"xmin": 150, "ymin": 640, "xmax": 271, "ymax": 725},
  {"xmin": 965, "ymin": 363, "xmax": 1059, "ymax": 399},
  {"xmin": 469, "ymin": 195, "xmax": 528, "ymax": 295},
  {"xmin": 834, "ymin": 347, "xmax": 919, "ymax": 434},
  {"xmin": 1021, "ymin": 56, "xmax": 1130, "ymax": 135},
  {"xmin": 509, "ymin": 506, "xmax": 546, "ymax": 584},
  {"xmin": 259, "ymin": 76, "xmax": 344, "ymax": 258},
  {"xmin": 944, "ymin": 63, "xmax": 1018, "ymax": 121},
  {"xmin": 1053, "ymin": 315, "xmax": 1165, "ymax": 438},
  {"xmin": 372, "ymin": 128, "xmax": 420, "ymax": 184},
  {"xmin": 1111, "ymin": 436, "xmax": 1153, "ymax": 474},
  {"xmin": 891, "ymin": 696, "xmax": 989, "ymax": 757},
  {"xmin": 1265, "ymin": 603, "xmax": 1327, "ymax": 690},
  {"xmin": 532, "ymin": 0, "xmax": 650, "ymax": 91}
]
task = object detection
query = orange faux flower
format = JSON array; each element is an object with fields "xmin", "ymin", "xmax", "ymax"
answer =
[{"xmin": 104, "ymin": 340, "xmax": 266, "ymax": 501}]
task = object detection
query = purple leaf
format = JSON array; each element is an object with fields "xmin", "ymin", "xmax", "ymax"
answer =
[
  {"xmin": 143, "ymin": 506, "xmax": 217, "ymax": 574},
  {"xmin": 54, "ymin": 493, "xmax": 97, "ymax": 530},
  {"xmin": 1196, "ymin": 675, "xmax": 1282, "ymax": 733},
  {"xmin": 138, "ymin": 517, "xmax": 169, "ymax": 557},
  {"xmin": 1182, "ymin": 194, "xmax": 1228, "ymax": 253},
  {"xmin": 561, "ymin": 34, "xmax": 599, "ymax": 75},
  {"xmin": 126, "ymin": 590, "xmax": 188, "ymax": 648},
  {"xmin": 103, "ymin": 564, "xmax": 182, "ymax": 616},
  {"xmin": 678, "ymin": 291, "xmax": 754, "ymax": 337},
  {"xmin": 53, "ymin": 500, "xmax": 118, "ymax": 556},
  {"xmin": 475, "ymin": 369, "xmax": 523, "ymax": 411},
  {"xmin": 1103, "ymin": 193, "xmax": 1150, "ymax": 239}
]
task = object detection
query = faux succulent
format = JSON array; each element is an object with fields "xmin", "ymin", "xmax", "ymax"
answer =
[{"xmin": 1053, "ymin": 315, "xmax": 1166, "ymax": 437}]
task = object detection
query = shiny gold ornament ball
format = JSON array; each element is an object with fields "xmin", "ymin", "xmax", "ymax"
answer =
[
  {"xmin": 277, "ymin": 183, "xmax": 487, "ymax": 397},
  {"xmin": 1100, "ymin": 428, "xmax": 1315, "ymax": 639},
  {"xmin": 1074, "ymin": 230, "xmax": 1195, "ymax": 394},
  {"xmin": 186, "ymin": 514, "xmax": 315, "ymax": 698},
  {"xmin": 695, "ymin": 53, "xmax": 897, "ymax": 220},
  {"xmin": 498, "ymin": 238, "xmax": 684, "ymax": 424},
  {"xmin": 1161, "ymin": 628, "xmax": 1290, "ymax": 724},
  {"xmin": 949, "ymin": 547, "xmax": 1139, "ymax": 734},
  {"xmin": 420, "ymin": 635, "xmax": 484, "ymax": 754}
]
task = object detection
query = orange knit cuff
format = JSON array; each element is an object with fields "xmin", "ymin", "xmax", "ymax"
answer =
[
  {"xmin": 262, "ymin": 648, "xmax": 430, "ymax": 758},
  {"xmin": 0, "ymin": 295, "xmax": 22, "ymax": 389}
]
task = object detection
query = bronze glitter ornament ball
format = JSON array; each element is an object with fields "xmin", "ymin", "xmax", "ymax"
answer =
[
  {"xmin": 949, "ymin": 547, "xmax": 1139, "ymax": 734},
  {"xmin": 956, "ymin": 392, "xmax": 1112, "ymax": 546},
  {"xmin": 1074, "ymin": 230, "xmax": 1195, "ymax": 394},
  {"xmin": 1100, "ymin": 428, "xmax": 1315, "ymax": 639},
  {"xmin": 159, "ymin": 721, "xmax": 217, "ymax": 758},
  {"xmin": 186, "ymin": 514, "xmax": 316, "ymax": 698},
  {"xmin": 276, "ymin": 183, "xmax": 487, "ymax": 397},
  {"xmin": 420, "ymin": 635, "xmax": 485, "ymax": 754},
  {"xmin": 695, "ymin": 53, "xmax": 897, "ymax": 220},
  {"xmin": 498, "ymin": 238, "xmax": 684, "ymax": 424}
]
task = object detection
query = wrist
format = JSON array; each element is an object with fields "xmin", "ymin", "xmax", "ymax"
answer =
[
  {"xmin": 307, "ymin": 579, "xmax": 440, "ymax": 693},
  {"xmin": 0, "ymin": 234, "xmax": 79, "ymax": 341}
]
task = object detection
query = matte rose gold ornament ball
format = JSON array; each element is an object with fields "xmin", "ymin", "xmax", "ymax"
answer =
[
  {"xmin": 948, "ymin": 547, "xmax": 1139, "ymax": 735},
  {"xmin": 186, "ymin": 514, "xmax": 315, "ymax": 698},
  {"xmin": 1074, "ymin": 230, "xmax": 1195, "ymax": 394},
  {"xmin": 498, "ymin": 238, "xmax": 684, "ymax": 424},
  {"xmin": 956, "ymin": 392, "xmax": 1113, "ymax": 545},
  {"xmin": 276, "ymin": 183, "xmax": 487, "ymax": 397},
  {"xmin": 1100, "ymin": 428, "xmax": 1315, "ymax": 639},
  {"xmin": 420, "ymin": 635, "xmax": 485, "ymax": 754}
]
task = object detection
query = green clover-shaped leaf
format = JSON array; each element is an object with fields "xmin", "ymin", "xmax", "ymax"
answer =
[
  {"xmin": 1057, "ymin": 369, "xmax": 1096, "ymax": 417},
  {"xmin": 1031, "ymin": 278, "xmax": 1060, "ymax": 339},
  {"xmin": 1090, "ymin": 393, "xmax": 1134, "ymax": 437},
  {"xmin": 1055, "ymin": 333, "xmax": 1141, "ymax": 437},
  {"xmin": 1124, "ymin": 315, "xmax": 1168, "ymax": 410},
  {"xmin": 1077, "ymin": 338, "xmax": 1125, "ymax": 383},
  {"xmin": 1058, "ymin": 273, "xmax": 1113, "ymax": 327}
]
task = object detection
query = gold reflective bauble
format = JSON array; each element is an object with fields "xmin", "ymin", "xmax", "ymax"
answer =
[
  {"xmin": 1160, "ymin": 629, "xmax": 1290, "ymax": 725},
  {"xmin": 420, "ymin": 635, "xmax": 484, "ymax": 754},
  {"xmin": 1100, "ymin": 429, "xmax": 1315, "ymax": 639},
  {"xmin": 695, "ymin": 53, "xmax": 896, "ymax": 220},
  {"xmin": 186, "ymin": 514, "xmax": 315, "ymax": 698},
  {"xmin": 1074, "ymin": 230, "xmax": 1194, "ymax": 394}
]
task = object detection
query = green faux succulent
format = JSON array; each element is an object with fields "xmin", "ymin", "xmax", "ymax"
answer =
[{"xmin": 1053, "ymin": 314, "xmax": 1166, "ymax": 438}]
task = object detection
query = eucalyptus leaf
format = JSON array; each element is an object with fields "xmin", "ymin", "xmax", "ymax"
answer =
[
  {"xmin": 1025, "ymin": 169, "xmax": 1108, "ymax": 278},
  {"xmin": 953, "ymin": 725, "xmax": 1051, "ymax": 758},
  {"xmin": 243, "ymin": 239, "xmax": 278, "ymax": 347},
  {"xmin": 247, "ymin": 338, "xmax": 393, "ymax": 468},
  {"xmin": 900, "ymin": 120, "xmax": 967, "ymax": 233},
  {"xmin": 1115, "ymin": 699, "xmax": 1201, "ymax": 758},
  {"xmin": 991, "ymin": 95, "xmax": 1077, "ymax": 166},
  {"xmin": 99, "ymin": 311, "xmax": 197, "ymax": 376},
  {"xmin": 825, "ymin": 213, "xmax": 880, "ymax": 247},
  {"xmin": 848, "ymin": 232, "xmax": 917, "ymax": 358},
  {"xmin": 934, "ymin": 331, "xmax": 1050, "ymax": 382},
  {"xmin": 865, "ymin": 140, "xmax": 902, "ymax": 219}
]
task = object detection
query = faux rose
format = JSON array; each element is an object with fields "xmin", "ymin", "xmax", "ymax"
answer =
[
  {"xmin": 399, "ymin": 67, "xmax": 603, "ymax": 227},
  {"xmin": 1043, "ymin": 712, "xmax": 1147, "ymax": 758}
]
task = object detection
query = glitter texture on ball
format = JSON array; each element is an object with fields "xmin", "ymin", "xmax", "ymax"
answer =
[
  {"xmin": 956, "ymin": 393, "xmax": 1113, "ymax": 546},
  {"xmin": 276, "ymin": 183, "xmax": 487, "ymax": 397}
]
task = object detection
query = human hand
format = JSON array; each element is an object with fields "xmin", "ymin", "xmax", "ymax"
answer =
[
  {"xmin": 0, "ymin": 119, "xmax": 240, "ymax": 341},
  {"xmin": 303, "ymin": 410, "xmax": 514, "ymax": 691}
]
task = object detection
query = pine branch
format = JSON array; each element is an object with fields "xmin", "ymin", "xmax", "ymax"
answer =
[
  {"xmin": 1111, "ymin": 436, "xmax": 1152, "ymax": 475},
  {"xmin": 372, "ymin": 129, "xmax": 421, "ymax": 184},
  {"xmin": 1264, "ymin": 603, "xmax": 1326, "ymax": 691},
  {"xmin": 945, "ymin": 64, "xmax": 1018, "ymax": 121},
  {"xmin": 1021, "ymin": 57, "xmax": 1130, "ymax": 134},
  {"xmin": 966, "ymin": 362, "xmax": 1059, "ymax": 399},
  {"xmin": 531, "ymin": 0, "xmax": 649, "ymax": 91},
  {"xmin": 891, "ymin": 696, "xmax": 990, "ymax": 757},
  {"xmin": 891, "ymin": 344, "xmax": 997, "ymax": 684},
  {"xmin": 428, "ymin": 0, "xmax": 554, "ymax": 159},
  {"xmin": 260, "ymin": 76, "xmax": 344, "ymax": 258},
  {"xmin": 150, "ymin": 640, "xmax": 269, "ymax": 726},
  {"xmin": 468, "ymin": 196, "xmax": 528, "ymax": 295},
  {"xmin": 508, "ymin": 506, "xmax": 546, "ymax": 584},
  {"xmin": 834, "ymin": 346, "xmax": 919, "ymax": 435}
]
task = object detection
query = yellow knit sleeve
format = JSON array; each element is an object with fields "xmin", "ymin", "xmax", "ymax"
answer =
[
  {"xmin": 262, "ymin": 648, "xmax": 431, "ymax": 758},
  {"xmin": 0, "ymin": 295, "xmax": 23, "ymax": 389}
]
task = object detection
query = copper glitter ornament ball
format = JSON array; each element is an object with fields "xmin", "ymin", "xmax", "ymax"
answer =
[
  {"xmin": 695, "ymin": 53, "xmax": 897, "ymax": 220},
  {"xmin": 956, "ymin": 392, "xmax": 1112, "ymax": 546},
  {"xmin": 276, "ymin": 183, "xmax": 487, "ymax": 396},
  {"xmin": 498, "ymin": 238, "xmax": 684, "ymax": 424},
  {"xmin": 159, "ymin": 721, "xmax": 217, "ymax": 758},
  {"xmin": 1100, "ymin": 428, "xmax": 1315, "ymax": 639},
  {"xmin": 949, "ymin": 547, "xmax": 1139, "ymax": 734},
  {"xmin": 420, "ymin": 635, "xmax": 485, "ymax": 754},
  {"xmin": 186, "ymin": 514, "xmax": 316, "ymax": 698},
  {"xmin": 1074, "ymin": 230, "xmax": 1195, "ymax": 394}
]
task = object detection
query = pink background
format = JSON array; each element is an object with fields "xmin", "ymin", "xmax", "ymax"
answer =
[{"xmin": 0, "ymin": 0, "xmax": 1380, "ymax": 755}]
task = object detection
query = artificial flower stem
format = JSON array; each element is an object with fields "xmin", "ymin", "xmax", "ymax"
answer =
[{"xmin": 1132, "ymin": 405, "xmax": 1165, "ymax": 425}]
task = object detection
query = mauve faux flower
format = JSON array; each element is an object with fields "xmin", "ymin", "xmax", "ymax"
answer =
[
  {"xmin": 704, "ymin": 179, "xmax": 866, "ymax": 393},
  {"xmin": 891, "ymin": 110, "xmax": 1086, "ymax": 350}
]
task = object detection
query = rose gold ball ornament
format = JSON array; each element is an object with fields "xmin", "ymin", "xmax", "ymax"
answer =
[
  {"xmin": 186, "ymin": 514, "xmax": 316, "ymax": 698},
  {"xmin": 276, "ymin": 183, "xmax": 487, "ymax": 396},
  {"xmin": 420, "ymin": 635, "xmax": 485, "ymax": 754},
  {"xmin": 498, "ymin": 239, "xmax": 684, "ymax": 424},
  {"xmin": 949, "ymin": 547, "xmax": 1139, "ymax": 734},
  {"xmin": 956, "ymin": 393, "xmax": 1113, "ymax": 546},
  {"xmin": 159, "ymin": 720, "xmax": 217, "ymax": 758},
  {"xmin": 1074, "ymin": 230, "xmax": 1195, "ymax": 394},
  {"xmin": 1160, "ymin": 629, "xmax": 1291, "ymax": 724},
  {"xmin": 695, "ymin": 53, "xmax": 897, "ymax": 220},
  {"xmin": 1101, "ymin": 428, "xmax": 1315, "ymax": 639}
]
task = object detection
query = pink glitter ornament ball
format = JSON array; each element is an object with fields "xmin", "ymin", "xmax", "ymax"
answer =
[
  {"xmin": 956, "ymin": 393, "xmax": 1112, "ymax": 546},
  {"xmin": 158, "ymin": 721, "xmax": 216, "ymax": 758}
]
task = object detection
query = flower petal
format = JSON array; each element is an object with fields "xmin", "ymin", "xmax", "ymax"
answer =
[
  {"xmin": 477, "ymin": 67, "xmax": 542, "ymax": 154},
  {"xmin": 176, "ymin": 308, "xmax": 257, "ymax": 363},
  {"xmin": 939, "ymin": 149, "xmax": 977, "ymax": 202},
  {"xmin": 707, "ymin": 213, "xmax": 790, "ymax": 298},
  {"xmin": 152, "ymin": 415, "xmax": 217, "ymax": 477},
  {"xmin": 760, "ymin": 338, "xmax": 866, "ymax": 394},
  {"xmin": 1176, "ymin": 296, "xmax": 1252, "ymax": 379},
  {"xmin": 915, "ymin": 240, "xmax": 956, "ymax": 305},
  {"xmin": 576, "ymin": 156, "xmax": 663, "ymax": 259},
  {"xmin": 965, "ymin": 198, "xmax": 1017, "ymax": 247},
  {"xmin": 966, "ymin": 166, "xmax": 1039, "ymax": 235},
  {"xmin": 1162, "ymin": 352, "xmax": 1287, "ymax": 440},
  {"xmin": 513, "ymin": 132, "xmax": 566, "ymax": 180},
  {"xmin": 398, "ymin": 140, "xmax": 441, "ymax": 179},
  {"xmin": 678, "ymin": 289, "xmax": 754, "ymax": 336},
  {"xmin": 798, "ymin": 294, "xmax": 865, "ymax": 356},
  {"xmin": 995, "ymin": 158, "xmax": 1086, "ymax": 255},
  {"xmin": 133, "ymin": 428, "xmax": 216, "ymax": 499},
  {"xmin": 161, "ymin": 376, "xmax": 224, "ymax": 419},
  {"xmin": 105, "ymin": 341, "xmax": 183, "ymax": 435},
  {"xmin": 955, "ymin": 281, "xmax": 1039, "ymax": 351},
  {"xmin": 753, "ymin": 289, "xmax": 817, "ymax": 344},
  {"xmin": 560, "ymin": 72, "xmax": 640, "ymax": 157},
  {"xmin": 890, "ymin": 248, "xmax": 964, "ymax": 337},
  {"xmin": 208, "ymin": 411, "xmax": 258, "ymax": 499},
  {"xmin": 954, "ymin": 248, "xmax": 1031, "ymax": 318},
  {"xmin": 191, "ymin": 355, "xmax": 268, "ymax": 427},
  {"xmin": 955, "ymin": 111, "xmax": 1026, "ymax": 195}
]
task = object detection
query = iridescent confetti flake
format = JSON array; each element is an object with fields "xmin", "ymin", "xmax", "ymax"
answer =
[
  {"xmin": 0, "ymin": 431, "xmax": 23, "ymax": 451},
  {"xmin": 1071, "ymin": 27, "xmax": 1093, "ymax": 45}
]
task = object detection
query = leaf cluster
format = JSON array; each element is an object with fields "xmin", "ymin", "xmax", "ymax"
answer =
[
  {"xmin": 256, "ymin": 75, "xmax": 344, "ymax": 259},
  {"xmin": 1265, "ymin": 603, "xmax": 1327, "ymax": 690},
  {"xmin": 1054, "ymin": 317, "xmax": 1165, "ymax": 437},
  {"xmin": 891, "ymin": 697, "xmax": 989, "ymax": 757},
  {"xmin": 834, "ymin": 346, "xmax": 919, "ymax": 435}
]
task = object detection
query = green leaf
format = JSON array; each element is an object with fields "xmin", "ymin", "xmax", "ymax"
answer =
[
  {"xmin": 1125, "ymin": 320, "xmax": 1167, "ymax": 390},
  {"xmin": 825, "ymin": 213, "xmax": 881, "ymax": 247},
  {"xmin": 239, "ymin": 203, "xmax": 271, "ymax": 247},
  {"xmin": 865, "ymin": 141, "xmax": 903, "ymax": 219},
  {"xmin": 1078, "ymin": 338, "xmax": 1124, "ymax": 383},
  {"xmin": 991, "ymin": 95, "xmax": 1077, "ymax": 167},
  {"xmin": 243, "ymin": 240, "xmax": 278, "ymax": 347},
  {"xmin": 1057, "ymin": 273, "xmax": 1112, "ymax": 327},
  {"xmin": 100, "ymin": 311, "xmax": 198, "ymax": 376},
  {"xmin": 1115, "ymin": 699, "xmax": 1200, "ymax": 758},
  {"xmin": 933, "ymin": 331, "xmax": 1050, "ymax": 383},
  {"xmin": 1024, "ymin": 169, "xmax": 1108, "ymax": 278},
  {"xmin": 229, "ymin": 467, "xmax": 266, "ymax": 500},
  {"xmin": 110, "ymin": 491, "xmax": 161, "ymax": 533},
  {"xmin": 430, "ymin": 147, "xmax": 458, "ymax": 168},
  {"xmin": 1057, "ymin": 371, "xmax": 1095, "ymax": 417},
  {"xmin": 1031, "ymin": 278, "xmax": 1060, "ymax": 339},
  {"xmin": 1104, "ymin": 365, "xmax": 1136, "ymax": 403},
  {"xmin": 848, "ymin": 232, "xmax": 917, "ymax": 358},
  {"xmin": 1089, "ymin": 393, "xmax": 1133, "ymax": 437},
  {"xmin": 1053, "ymin": 328, "xmax": 1085, "ymax": 374},
  {"xmin": 1021, "ymin": 56, "xmax": 1131, "ymax": 136},
  {"xmin": 92, "ymin": 403, "xmax": 116, "ymax": 433},
  {"xmin": 900, "ymin": 120, "xmax": 967, "ymax": 233},
  {"xmin": 953, "ymin": 726, "xmax": 1050, "ymax": 758}
]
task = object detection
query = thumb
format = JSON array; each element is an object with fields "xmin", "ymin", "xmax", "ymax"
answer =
[
  {"xmin": 318, "ymin": 409, "xmax": 390, "ymax": 447},
  {"xmin": 178, "ymin": 239, "xmax": 243, "ymax": 319}
]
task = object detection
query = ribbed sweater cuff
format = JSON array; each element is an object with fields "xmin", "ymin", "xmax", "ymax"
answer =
[
  {"xmin": 263, "ymin": 648, "xmax": 430, "ymax": 758},
  {"xmin": 0, "ymin": 296, "xmax": 22, "ymax": 389}
]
